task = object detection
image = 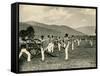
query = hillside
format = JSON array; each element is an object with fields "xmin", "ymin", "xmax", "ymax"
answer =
[
  {"xmin": 76, "ymin": 26, "xmax": 96, "ymax": 35},
  {"xmin": 19, "ymin": 21, "xmax": 84, "ymax": 37},
  {"xmin": 19, "ymin": 22, "xmax": 62, "ymax": 37}
]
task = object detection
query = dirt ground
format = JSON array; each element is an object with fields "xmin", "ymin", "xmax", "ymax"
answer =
[{"xmin": 19, "ymin": 40, "xmax": 96, "ymax": 72}]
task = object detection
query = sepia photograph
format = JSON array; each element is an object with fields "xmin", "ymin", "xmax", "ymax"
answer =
[{"xmin": 18, "ymin": 3, "xmax": 97, "ymax": 72}]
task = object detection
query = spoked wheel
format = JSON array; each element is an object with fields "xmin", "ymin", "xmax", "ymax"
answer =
[{"xmin": 28, "ymin": 39, "xmax": 42, "ymax": 59}]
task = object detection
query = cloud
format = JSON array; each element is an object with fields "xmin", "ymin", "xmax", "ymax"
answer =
[
  {"xmin": 80, "ymin": 9, "xmax": 96, "ymax": 15},
  {"xmin": 19, "ymin": 5, "xmax": 96, "ymax": 28}
]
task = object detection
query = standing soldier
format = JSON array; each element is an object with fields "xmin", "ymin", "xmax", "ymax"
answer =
[
  {"xmin": 39, "ymin": 35, "xmax": 46, "ymax": 61},
  {"xmin": 19, "ymin": 37, "xmax": 31, "ymax": 62},
  {"xmin": 71, "ymin": 35, "xmax": 75, "ymax": 50},
  {"xmin": 89, "ymin": 36, "xmax": 93, "ymax": 47},
  {"xmin": 64, "ymin": 33, "xmax": 70, "ymax": 60},
  {"xmin": 58, "ymin": 37, "xmax": 61, "ymax": 51},
  {"xmin": 50, "ymin": 35, "xmax": 55, "ymax": 53},
  {"xmin": 77, "ymin": 37, "xmax": 81, "ymax": 47},
  {"xmin": 40, "ymin": 35, "xmax": 53, "ymax": 61}
]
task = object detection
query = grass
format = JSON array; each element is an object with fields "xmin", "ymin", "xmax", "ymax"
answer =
[{"xmin": 19, "ymin": 40, "xmax": 96, "ymax": 71}]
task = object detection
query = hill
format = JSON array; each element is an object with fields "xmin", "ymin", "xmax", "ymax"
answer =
[
  {"xmin": 19, "ymin": 21, "xmax": 84, "ymax": 37},
  {"xmin": 76, "ymin": 26, "xmax": 96, "ymax": 35}
]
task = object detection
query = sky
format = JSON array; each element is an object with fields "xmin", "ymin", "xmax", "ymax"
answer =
[{"xmin": 19, "ymin": 4, "xmax": 96, "ymax": 28}]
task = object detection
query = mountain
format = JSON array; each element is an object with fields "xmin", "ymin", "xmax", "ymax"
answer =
[
  {"xmin": 76, "ymin": 26, "xmax": 96, "ymax": 35},
  {"xmin": 19, "ymin": 22, "xmax": 62, "ymax": 37},
  {"xmin": 19, "ymin": 21, "xmax": 84, "ymax": 37}
]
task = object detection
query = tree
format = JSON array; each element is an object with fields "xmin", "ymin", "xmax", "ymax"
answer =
[
  {"xmin": 19, "ymin": 30, "xmax": 27, "ymax": 40},
  {"xmin": 26, "ymin": 26, "xmax": 35, "ymax": 40},
  {"xmin": 25, "ymin": 26, "xmax": 35, "ymax": 50}
]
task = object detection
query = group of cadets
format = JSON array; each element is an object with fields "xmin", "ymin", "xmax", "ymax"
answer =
[{"xmin": 19, "ymin": 34, "xmax": 94, "ymax": 62}]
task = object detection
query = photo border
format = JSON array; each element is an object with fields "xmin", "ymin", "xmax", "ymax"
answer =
[{"xmin": 14, "ymin": 2, "xmax": 98, "ymax": 73}]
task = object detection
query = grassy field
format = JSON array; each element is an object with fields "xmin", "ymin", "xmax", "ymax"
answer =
[{"xmin": 19, "ymin": 40, "xmax": 96, "ymax": 72}]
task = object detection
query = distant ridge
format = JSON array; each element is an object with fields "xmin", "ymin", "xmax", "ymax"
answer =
[
  {"xmin": 19, "ymin": 21, "xmax": 84, "ymax": 37},
  {"xmin": 76, "ymin": 26, "xmax": 96, "ymax": 35}
]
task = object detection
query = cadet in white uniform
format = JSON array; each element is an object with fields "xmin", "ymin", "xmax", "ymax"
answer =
[
  {"xmin": 71, "ymin": 35, "xmax": 75, "ymax": 50},
  {"xmin": 58, "ymin": 37, "xmax": 61, "ymax": 51},
  {"xmin": 40, "ymin": 35, "xmax": 53, "ymax": 61},
  {"xmin": 19, "ymin": 37, "xmax": 31, "ymax": 62},
  {"xmin": 63, "ymin": 34, "xmax": 70, "ymax": 60}
]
